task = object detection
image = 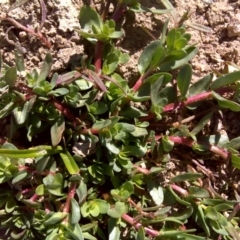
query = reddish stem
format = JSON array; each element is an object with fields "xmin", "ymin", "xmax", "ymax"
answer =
[
  {"xmin": 121, "ymin": 213, "xmax": 160, "ymax": 237},
  {"xmin": 161, "ymin": 136, "xmax": 229, "ymax": 160},
  {"xmin": 95, "ymin": 41, "xmax": 104, "ymax": 73},
  {"xmin": 111, "ymin": 3, "xmax": 127, "ymax": 22},
  {"xmin": 63, "ymin": 182, "xmax": 77, "ymax": 213},
  {"xmin": 132, "ymin": 68, "xmax": 153, "ymax": 92},
  {"xmin": 30, "ymin": 193, "xmax": 39, "ymax": 201},
  {"xmin": 51, "ymin": 99, "xmax": 77, "ymax": 125},
  {"xmin": 164, "ymin": 87, "xmax": 233, "ymax": 112},
  {"xmin": 170, "ymin": 184, "xmax": 188, "ymax": 197}
]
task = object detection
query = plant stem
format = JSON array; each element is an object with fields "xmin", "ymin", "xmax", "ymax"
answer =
[
  {"xmin": 163, "ymin": 87, "xmax": 233, "ymax": 112},
  {"xmin": 132, "ymin": 68, "xmax": 153, "ymax": 92},
  {"xmin": 63, "ymin": 182, "xmax": 77, "ymax": 213},
  {"xmin": 170, "ymin": 184, "xmax": 188, "ymax": 197},
  {"xmin": 111, "ymin": 3, "xmax": 127, "ymax": 22},
  {"xmin": 30, "ymin": 193, "xmax": 39, "ymax": 202},
  {"xmin": 155, "ymin": 135, "xmax": 229, "ymax": 160},
  {"xmin": 95, "ymin": 41, "xmax": 104, "ymax": 72},
  {"xmin": 121, "ymin": 213, "xmax": 159, "ymax": 237},
  {"xmin": 0, "ymin": 14, "xmax": 51, "ymax": 48}
]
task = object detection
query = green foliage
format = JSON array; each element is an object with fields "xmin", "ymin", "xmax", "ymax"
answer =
[{"xmin": 0, "ymin": 1, "xmax": 240, "ymax": 240}]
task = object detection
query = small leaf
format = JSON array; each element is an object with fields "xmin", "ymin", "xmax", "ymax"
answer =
[
  {"xmin": 137, "ymin": 226, "xmax": 145, "ymax": 240},
  {"xmin": 51, "ymin": 115, "xmax": 65, "ymax": 146},
  {"xmin": 60, "ymin": 151, "xmax": 80, "ymax": 175},
  {"xmin": 146, "ymin": 179, "xmax": 164, "ymax": 206},
  {"xmin": 92, "ymin": 119, "xmax": 112, "ymax": 130},
  {"xmin": 12, "ymin": 169, "xmax": 29, "ymax": 184},
  {"xmin": 38, "ymin": 53, "xmax": 52, "ymax": 82},
  {"xmin": 191, "ymin": 112, "xmax": 213, "ymax": 136},
  {"xmin": 212, "ymin": 91, "xmax": 240, "ymax": 112},
  {"xmin": 35, "ymin": 184, "xmax": 45, "ymax": 195},
  {"xmin": 170, "ymin": 173, "xmax": 203, "ymax": 183},
  {"xmin": 13, "ymin": 96, "xmax": 36, "ymax": 124},
  {"xmin": 5, "ymin": 66, "xmax": 17, "ymax": 87},
  {"xmin": 188, "ymin": 186, "xmax": 209, "ymax": 198},
  {"xmin": 211, "ymin": 71, "xmax": 240, "ymax": 90},
  {"xmin": 44, "ymin": 212, "xmax": 67, "ymax": 226},
  {"xmin": 14, "ymin": 49, "xmax": 25, "ymax": 72},
  {"xmin": 177, "ymin": 64, "xmax": 192, "ymax": 99},
  {"xmin": 159, "ymin": 46, "xmax": 198, "ymax": 71},
  {"xmin": 70, "ymin": 198, "xmax": 81, "ymax": 224},
  {"xmin": 79, "ymin": 6, "xmax": 102, "ymax": 31},
  {"xmin": 43, "ymin": 173, "xmax": 63, "ymax": 196},
  {"xmin": 231, "ymin": 154, "xmax": 240, "ymax": 169},
  {"xmin": 205, "ymin": 206, "xmax": 219, "ymax": 221},
  {"xmin": 150, "ymin": 76, "xmax": 164, "ymax": 105},
  {"xmin": 108, "ymin": 218, "xmax": 120, "ymax": 240},
  {"xmin": 107, "ymin": 202, "xmax": 127, "ymax": 218},
  {"xmin": 162, "ymin": 136, "xmax": 174, "ymax": 152},
  {"xmin": 138, "ymin": 40, "xmax": 161, "ymax": 75}
]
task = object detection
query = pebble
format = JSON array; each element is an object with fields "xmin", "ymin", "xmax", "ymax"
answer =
[{"xmin": 227, "ymin": 13, "xmax": 240, "ymax": 37}]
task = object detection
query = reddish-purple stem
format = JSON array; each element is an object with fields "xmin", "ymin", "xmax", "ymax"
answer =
[
  {"xmin": 121, "ymin": 213, "xmax": 160, "ymax": 237},
  {"xmin": 164, "ymin": 87, "xmax": 233, "ymax": 112},
  {"xmin": 166, "ymin": 136, "xmax": 229, "ymax": 160},
  {"xmin": 30, "ymin": 193, "xmax": 39, "ymax": 202},
  {"xmin": 63, "ymin": 182, "xmax": 77, "ymax": 213},
  {"xmin": 170, "ymin": 184, "xmax": 188, "ymax": 197},
  {"xmin": 111, "ymin": 3, "xmax": 127, "ymax": 22},
  {"xmin": 95, "ymin": 41, "xmax": 104, "ymax": 73}
]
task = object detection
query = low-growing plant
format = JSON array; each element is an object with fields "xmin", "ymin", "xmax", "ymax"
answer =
[{"xmin": 0, "ymin": 0, "xmax": 240, "ymax": 239}]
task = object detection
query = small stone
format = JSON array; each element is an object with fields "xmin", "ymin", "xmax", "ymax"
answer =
[{"xmin": 227, "ymin": 14, "xmax": 240, "ymax": 37}]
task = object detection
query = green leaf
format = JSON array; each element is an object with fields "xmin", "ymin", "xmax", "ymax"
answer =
[
  {"xmin": 196, "ymin": 205, "xmax": 210, "ymax": 236},
  {"xmin": 12, "ymin": 169, "xmax": 29, "ymax": 184},
  {"xmin": 120, "ymin": 106, "xmax": 148, "ymax": 118},
  {"xmin": 108, "ymin": 218, "xmax": 120, "ymax": 240},
  {"xmin": 14, "ymin": 49, "xmax": 25, "ymax": 72},
  {"xmin": 177, "ymin": 64, "xmax": 192, "ymax": 99},
  {"xmin": 212, "ymin": 91, "xmax": 240, "ymax": 111},
  {"xmin": 225, "ymin": 136, "xmax": 240, "ymax": 150},
  {"xmin": 43, "ymin": 173, "xmax": 63, "ymax": 196},
  {"xmin": 166, "ymin": 28, "xmax": 176, "ymax": 51},
  {"xmin": 13, "ymin": 96, "xmax": 36, "ymax": 124},
  {"xmin": 174, "ymin": 38, "xmax": 187, "ymax": 49},
  {"xmin": 5, "ymin": 66, "xmax": 17, "ymax": 87},
  {"xmin": 70, "ymin": 198, "xmax": 81, "ymax": 224},
  {"xmin": 231, "ymin": 154, "xmax": 240, "ymax": 169},
  {"xmin": 211, "ymin": 71, "xmax": 240, "ymax": 90},
  {"xmin": 5, "ymin": 198, "xmax": 16, "ymax": 213},
  {"xmin": 35, "ymin": 184, "xmax": 45, "ymax": 195},
  {"xmin": 188, "ymin": 73, "xmax": 212, "ymax": 97},
  {"xmin": 164, "ymin": 49, "xmax": 187, "ymax": 62},
  {"xmin": 107, "ymin": 202, "xmax": 127, "ymax": 218},
  {"xmin": 51, "ymin": 115, "xmax": 65, "ymax": 146},
  {"xmin": 38, "ymin": 53, "xmax": 52, "ymax": 82},
  {"xmin": 159, "ymin": 46, "xmax": 198, "ymax": 71},
  {"xmin": 137, "ymin": 226, "xmax": 145, "ymax": 240},
  {"xmin": 94, "ymin": 199, "xmax": 110, "ymax": 214},
  {"xmin": 150, "ymin": 76, "xmax": 164, "ymax": 105},
  {"xmin": 162, "ymin": 136, "xmax": 174, "ymax": 152},
  {"xmin": 205, "ymin": 206, "xmax": 219, "ymax": 220},
  {"xmin": 188, "ymin": 186, "xmax": 209, "ymax": 198},
  {"xmin": 89, "ymin": 101, "xmax": 108, "ymax": 115},
  {"xmin": 138, "ymin": 40, "xmax": 161, "ymax": 75},
  {"xmin": 0, "ymin": 101, "xmax": 15, "ymax": 118},
  {"xmin": 44, "ymin": 212, "xmax": 67, "ymax": 226},
  {"xmin": 191, "ymin": 112, "xmax": 213, "ymax": 136},
  {"xmin": 92, "ymin": 119, "xmax": 112, "ymax": 130},
  {"xmin": 60, "ymin": 151, "xmax": 80, "ymax": 174},
  {"xmin": 170, "ymin": 173, "xmax": 203, "ymax": 183},
  {"xmin": 146, "ymin": 178, "xmax": 164, "ymax": 206},
  {"xmin": 150, "ymin": 46, "xmax": 165, "ymax": 68}
]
